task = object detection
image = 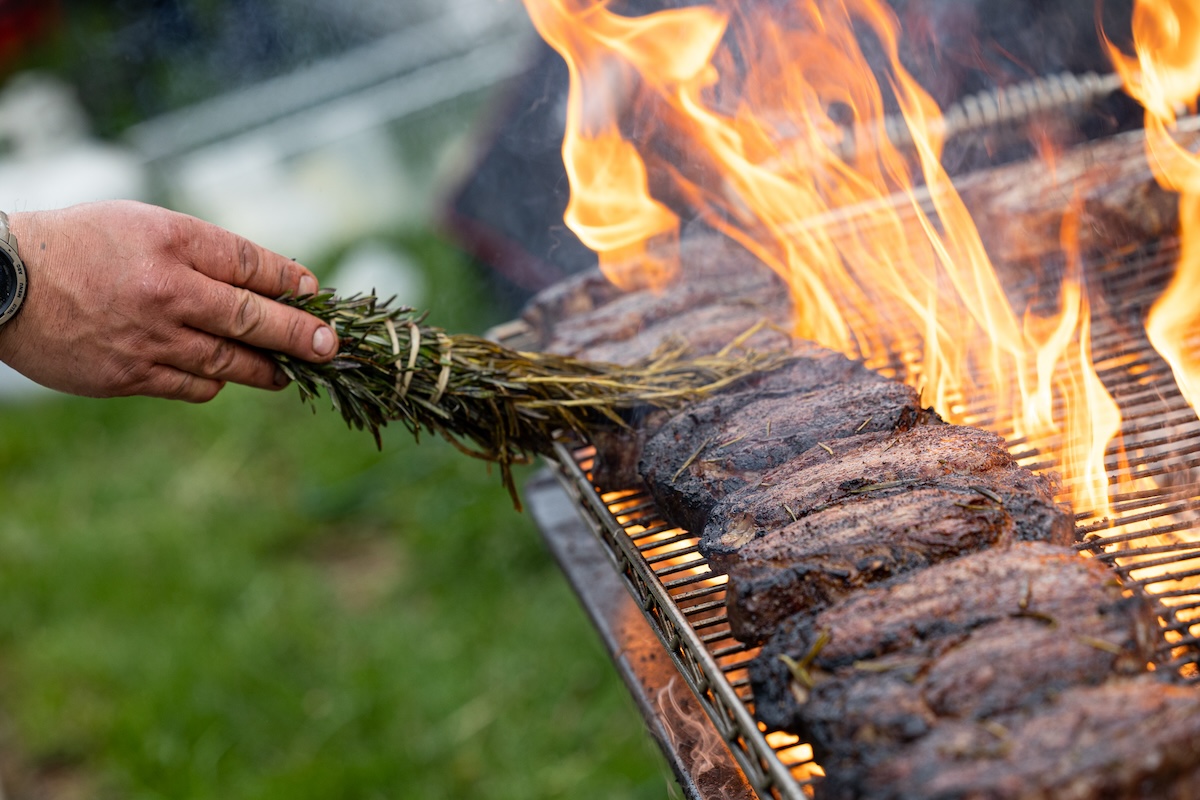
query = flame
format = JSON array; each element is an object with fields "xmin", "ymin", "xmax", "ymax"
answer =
[
  {"xmin": 527, "ymin": 0, "xmax": 1121, "ymax": 519},
  {"xmin": 524, "ymin": 0, "xmax": 727, "ymax": 290},
  {"xmin": 1107, "ymin": 0, "xmax": 1200, "ymax": 419}
]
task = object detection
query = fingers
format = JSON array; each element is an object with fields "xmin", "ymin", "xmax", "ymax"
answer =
[
  {"xmin": 165, "ymin": 329, "xmax": 291, "ymax": 392},
  {"xmin": 170, "ymin": 216, "xmax": 336, "ymax": 363},
  {"xmin": 179, "ymin": 216, "xmax": 319, "ymax": 300},
  {"xmin": 181, "ymin": 278, "xmax": 338, "ymax": 363},
  {"xmin": 137, "ymin": 364, "xmax": 227, "ymax": 404}
]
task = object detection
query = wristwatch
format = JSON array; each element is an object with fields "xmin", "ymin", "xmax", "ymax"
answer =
[{"xmin": 0, "ymin": 210, "xmax": 27, "ymax": 326}]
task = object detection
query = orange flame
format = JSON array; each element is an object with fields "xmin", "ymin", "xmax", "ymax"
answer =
[
  {"xmin": 527, "ymin": 0, "xmax": 1121, "ymax": 518},
  {"xmin": 524, "ymin": 0, "xmax": 727, "ymax": 290},
  {"xmin": 1107, "ymin": 0, "xmax": 1200, "ymax": 419}
]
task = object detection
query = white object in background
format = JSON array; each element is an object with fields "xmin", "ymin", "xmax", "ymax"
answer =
[
  {"xmin": 167, "ymin": 127, "xmax": 416, "ymax": 264},
  {"xmin": 327, "ymin": 242, "xmax": 427, "ymax": 309},
  {"xmin": 0, "ymin": 71, "xmax": 150, "ymax": 212}
]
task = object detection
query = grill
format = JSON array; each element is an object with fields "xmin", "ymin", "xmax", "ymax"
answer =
[{"xmin": 511, "ymin": 112, "xmax": 1200, "ymax": 798}]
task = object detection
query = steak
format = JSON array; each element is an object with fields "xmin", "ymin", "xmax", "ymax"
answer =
[
  {"xmin": 520, "ymin": 234, "xmax": 782, "ymax": 348},
  {"xmin": 584, "ymin": 303, "xmax": 796, "ymax": 490},
  {"xmin": 639, "ymin": 360, "xmax": 930, "ymax": 534},
  {"xmin": 856, "ymin": 677, "xmax": 1200, "ymax": 800},
  {"xmin": 752, "ymin": 543, "xmax": 1137, "ymax": 686},
  {"xmin": 723, "ymin": 471, "xmax": 1075, "ymax": 642},
  {"xmin": 701, "ymin": 424, "xmax": 1068, "ymax": 562},
  {"xmin": 957, "ymin": 123, "xmax": 1200, "ymax": 270},
  {"xmin": 579, "ymin": 297, "xmax": 792, "ymax": 365},
  {"xmin": 748, "ymin": 542, "xmax": 1161, "ymax": 797},
  {"xmin": 539, "ymin": 239, "xmax": 786, "ymax": 361}
]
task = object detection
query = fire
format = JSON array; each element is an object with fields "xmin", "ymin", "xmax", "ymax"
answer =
[
  {"xmin": 523, "ymin": 0, "xmax": 727, "ymax": 291},
  {"xmin": 526, "ymin": 0, "xmax": 1121, "ymax": 519},
  {"xmin": 1106, "ymin": 0, "xmax": 1200, "ymax": 420}
]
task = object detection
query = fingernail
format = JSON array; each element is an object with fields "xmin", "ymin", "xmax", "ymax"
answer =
[
  {"xmin": 298, "ymin": 275, "xmax": 318, "ymax": 296},
  {"xmin": 273, "ymin": 366, "xmax": 290, "ymax": 387},
  {"xmin": 313, "ymin": 326, "xmax": 336, "ymax": 357}
]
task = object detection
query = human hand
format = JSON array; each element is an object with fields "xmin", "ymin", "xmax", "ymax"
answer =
[{"xmin": 0, "ymin": 200, "xmax": 337, "ymax": 402}]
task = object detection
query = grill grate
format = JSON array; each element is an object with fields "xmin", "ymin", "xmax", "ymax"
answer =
[{"xmin": 541, "ymin": 231, "xmax": 1200, "ymax": 798}]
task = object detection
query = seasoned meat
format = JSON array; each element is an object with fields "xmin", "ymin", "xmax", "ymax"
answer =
[
  {"xmin": 855, "ymin": 677, "xmax": 1200, "ymax": 800},
  {"xmin": 544, "ymin": 269, "xmax": 784, "ymax": 360},
  {"xmin": 536, "ymin": 233, "xmax": 786, "ymax": 361},
  {"xmin": 958, "ymin": 123, "xmax": 1200, "ymax": 271},
  {"xmin": 519, "ymin": 267, "xmax": 624, "ymax": 348},
  {"xmin": 701, "ymin": 424, "xmax": 1067, "ymax": 562},
  {"xmin": 584, "ymin": 304, "xmax": 796, "ymax": 490},
  {"xmin": 752, "ymin": 542, "xmax": 1129, "ymax": 679},
  {"xmin": 723, "ymin": 470, "xmax": 1075, "ymax": 642},
  {"xmin": 749, "ymin": 542, "xmax": 1161, "ymax": 793},
  {"xmin": 521, "ymin": 234, "xmax": 783, "ymax": 348},
  {"xmin": 580, "ymin": 297, "xmax": 792, "ymax": 365},
  {"xmin": 640, "ymin": 360, "xmax": 930, "ymax": 534}
]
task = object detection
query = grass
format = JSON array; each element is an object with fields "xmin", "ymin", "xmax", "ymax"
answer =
[{"xmin": 0, "ymin": 233, "xmax": 673, "ymax": 799}]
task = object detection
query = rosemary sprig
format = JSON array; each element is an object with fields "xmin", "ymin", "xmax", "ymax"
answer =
[{"xmin": 273, "ymin": 293, "xmax": 792, "ymax": 508}]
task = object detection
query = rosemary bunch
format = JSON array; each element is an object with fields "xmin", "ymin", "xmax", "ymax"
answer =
[{"xmin": 274, "ymin": 293, "xmax": 790, "ymax": 507}]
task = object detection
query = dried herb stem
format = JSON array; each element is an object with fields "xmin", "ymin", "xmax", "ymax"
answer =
[{"xmin": 273, "ymin": 293, "xmax": 791, "ymax": 507}]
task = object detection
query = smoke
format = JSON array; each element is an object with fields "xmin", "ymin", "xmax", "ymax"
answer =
[{"xmin": 654, "ymin": 676, "xmax": 748, "ymax": 799}]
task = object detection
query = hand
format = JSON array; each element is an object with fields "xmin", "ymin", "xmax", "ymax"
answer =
[{"xmin": 0, "ymin": 200, "xmax": 338, "ymax": 402}]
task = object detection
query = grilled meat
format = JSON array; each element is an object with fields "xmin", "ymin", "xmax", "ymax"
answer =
[
  {"xmin": 639, "ymin": 359, "xmax": 930, "ymax": 534},
  {"xmin": 519, "ymin": 267, "xmax": 624, "ymax": 348},
  {"xmin": 536, "ymin": 240, "xmax": 786, "ymax": 361},
  {"xmin": 723, "ymin": 468, "xmax": 1074, "ymax": 642},
  {"xmin": 958, "ymin": 123, "xmax": 1200, "ymax": 271},
  {"xmin": 520, "ymin": 234, "xmax": 782, "ymax": 349},
  {"xmin": 583, "ymin": 300, "xmax": 795, "ymax": 490},
  {"xmin": 701, "ymin": 424, "xmax": 1068, "ymax": 562},
  {"xmin": 579, "ymin": 298, "xmax": 792, "ymax": 365},
  {"xmin": 854, "ymin": 677, "xmax": 1200, "ymax": 800},
  {"xmin": 749, "ymin": 542, "xmax": 1161, "ymax": 797}
]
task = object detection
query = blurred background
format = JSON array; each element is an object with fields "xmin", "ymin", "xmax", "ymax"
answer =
[{"xmin": 0, "ymin": 0, "xmax": 671, "ymax": 797}]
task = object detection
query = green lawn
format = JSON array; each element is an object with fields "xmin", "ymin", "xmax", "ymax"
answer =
[{"xmin": 0, "ymin": 235, "xmax": 672, "ymax": 799}]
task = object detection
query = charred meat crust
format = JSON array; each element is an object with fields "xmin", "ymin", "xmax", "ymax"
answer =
[
  {"xmin": 520, "ymin": 233, "xmax": 785, "ymax": 350},
  {"xmin": 538, "ymin": 248, "xmax": 786, "ymax": 360},
  {"xmin": 853, "ymin": 677, "xmax": 1200, "ymax": 800},
  {"xmin": 577, "ymin": 298, "xmax": 793, "ymax": 365},
  {"xmin": 748, "ymin": 542, "xmax": 1162, "ymax": 795},
  {"xmin": 700, "ymin": 424, "xmax": 1067, "ymax": 562},
  {"xmin": 640, "ymin": 359, "xmax": 933, "ymax": 535},
  {"xmin": 722, "ymin": 474, "xmax": 1074, "ymax": 642}
]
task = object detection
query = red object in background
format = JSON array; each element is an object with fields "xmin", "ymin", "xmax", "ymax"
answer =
[{"xmin": 0, "ymin": 0, "xmax": 61, "ymax": 69}]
